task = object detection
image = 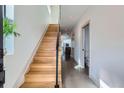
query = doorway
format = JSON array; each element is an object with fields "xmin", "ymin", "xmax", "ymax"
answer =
[{"xmin": 82, "ymin": 24, "xmax": 90, "ymax": 75}]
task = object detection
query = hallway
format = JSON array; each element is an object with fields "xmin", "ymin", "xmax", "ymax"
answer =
[
  {"xmin": 63, "ymin": 58, "xmax": 97, "ymax": 88},
  {"xmin": 2, "ymin": 5, "xmax": 124, "ymax": 88}
]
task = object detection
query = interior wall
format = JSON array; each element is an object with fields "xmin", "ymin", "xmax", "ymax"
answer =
[
  {"xmin": 73, "ymin": 22, "xmax": 84, "ymax": 66},
  {"xmin": 73, "ymin": 6, "xmax": 124, "ymax": 87},
  {"xmin": 4, "ymin": 5, "xmax": 50, "ymax": 87},
  {"xmin": 50, "ymin": 5, "xmax": 59, "ymax": 24}
]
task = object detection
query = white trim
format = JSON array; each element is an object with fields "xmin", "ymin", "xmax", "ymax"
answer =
[
  {"xmin": 100, "ymin": 79, "xmax": 110, "ymax": 88},
  {"xmin": 89, "ymin": 74, "xmax": 100, "ymax": 88},
  {"xmin": 13, "ymin": 24, "xmax": 49, "ymax": 88}
]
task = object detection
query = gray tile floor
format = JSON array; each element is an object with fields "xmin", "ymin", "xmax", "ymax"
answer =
[{"xmin": 62, "ymin": 58, "xmax": 97, "ymax": 88}]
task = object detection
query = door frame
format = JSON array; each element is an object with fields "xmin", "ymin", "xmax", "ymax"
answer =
[{"xmin": 81, "ymin": 22, "xmax": 90, "ymax": 75}]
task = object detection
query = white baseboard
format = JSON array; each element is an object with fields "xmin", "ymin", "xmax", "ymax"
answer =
[
  {"xmin": 100, "ymin": 79, "xmax": 110, "ymax": 88},
  {"xmin": 13, "ymin": 24, "xmax": 49, "ymax": 88},
  {"xmin": 14, "ymin": 75, "xmax": 25, "ymax": 88},
  {"xmin": 89, "ymin": 74, "xmax": 100, "ymax": 88}
]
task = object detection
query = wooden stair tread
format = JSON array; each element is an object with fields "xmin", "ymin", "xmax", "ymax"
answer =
[
  {"xmin": 45, "ymin": 33, "xmax": 58, "ymax": 37},
  {"xmin": 40, "ymin": 43, "xmax": 56, "ymax": 47},
  {"xmin": 29, "ymin": 68, "xmax": 56, "ymax": 72},
  {"xmin": 42, "ymin": 40, "xmax": 56, "ymax": 42},
  {"xmin": 27, "ymin": 71, "xmax": 61, "ymax": 75},
  {"xmin": 35, "ymin": 53, "xmax": 56, "ymax": 57},
  {"xmin": 43, "ymin": 37, "xmax": 57, "ymax": 39},
  {"xmin": 31, "ymin": 62, "xmax": 61, "ymax": 66},
  {"xmin": 26, "ymin": 73, "xmax": 61, "ymax": 77},
  {"xmin": 20, "ymin": 82, "xmax": 55, "ymax": 88},
  {"xmin": 25, "ymin": 74, "xmax": 61, "ymax": 82},
  {"xmin": 30, "ymin": 65, "xmax": 61, "ymax": 71},
  {"xmin": 33, "ymin": 57, "xmax": 61, "ymax": 62},
  {"xmin": 33, "ymin": 57, "xmax": 56, "ymax": 62},
  {"xmin": 34, "ymin": 56, "xmax": 56, "ymax": 59},
  {"xmin": 35, "ymin": 51, "xmax": 61, "ymax": 57},
  {"xmin": 30, "ymin": 65, "xmax": 56, "ymax": 68}
]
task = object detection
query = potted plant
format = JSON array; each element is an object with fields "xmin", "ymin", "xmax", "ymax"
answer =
[
  {"xmin": 3, "ymin": 18, "xmax": 20, "ymax": 37},
  {"xmin": 3, "ymin": 18, "xmax": 20, "ymax": 55}
]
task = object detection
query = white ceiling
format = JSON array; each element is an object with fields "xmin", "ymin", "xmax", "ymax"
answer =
[{"xmin": 60, "ymin": 5, "xmax": 89, "ymax": 32}]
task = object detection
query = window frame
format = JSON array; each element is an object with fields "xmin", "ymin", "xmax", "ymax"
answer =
[{"xmin": 3, "ymin": 5, "xmax": 15, "ymax": 55}]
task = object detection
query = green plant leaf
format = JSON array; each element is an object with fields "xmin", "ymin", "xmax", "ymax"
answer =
[{"xmin": 3, "ymin": 18, "xmax": 20, "ymax": 37}]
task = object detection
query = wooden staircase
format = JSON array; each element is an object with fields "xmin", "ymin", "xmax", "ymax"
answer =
[{"xmin": 20, "ymin": 24, "xmax": 62, "ymax": 88}]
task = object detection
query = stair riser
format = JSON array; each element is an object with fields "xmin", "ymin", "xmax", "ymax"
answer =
[
  {"xmin": 38, "ymin": 49, "xmax": 56, "ymax": 51},
  {"xmin": 45, "ymin": 33, "xmax": 57, "ymax": 35},
  {"xmin": 38, "ymin": 48, "xmax": 56, "ymax": 51},
  {"xmin": 47, "ymin": 29, "xmax": 58, "ymax": 32},
  {"xmin": 45, "ymin": 36, "xmax": 57, "ymax": 39},
  {"xmin": 35, "ymin": 53, "xmax": 61, "ymax": 56},
  {"xmin": 31, "ymin": 63, "xmax": 61, "ymax": 66},
  {"xmin": 40, "ymin": 43, "xmax": 56, "ymax": 47},
  {"xmin": 27, "ymin": 71, "xmax": 61, "ymax": 75},
  {"xmin": 34, "ymin": 56, "xmax": 55, "ymax": 60},
  {"xmin": 39, "ymin": 45, "xmax": 56, "ymax": 48},
  {"xmin": 33, "ymin": 57, "xmax": 61, "ymax": 63},
  {"xmin": 42, "ymin": 40, "xmax": 56, "ymax": 42},
  {"xmin": 35, "ymin": 53, "xmax": 61, "ymax": 57},
  {"xmin": 30, "ymin": 68, "xmax": 61, "ymax": 72},
  {"xmin": 42, "ymin": 40, "xmax": 56, "ymax": 43},
  {"xmin": 30, "ymin": 66, "xmax": 61, "ymax": 70}
]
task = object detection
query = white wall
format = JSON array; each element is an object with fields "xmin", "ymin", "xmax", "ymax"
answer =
[
  {"xmin": 73, "ymin": 6, "xmax": 124, "ymax": 87},
  {"xmin": 4, "ymin": 5, "xmax": 50, "ymax": 87},
  {"xmin": 50, "ymin": 6, "xmax": 59, "ymax": 24},
  {"xmin": 73, "ymin": 22, "xmax": 84, "ymax": 66}
]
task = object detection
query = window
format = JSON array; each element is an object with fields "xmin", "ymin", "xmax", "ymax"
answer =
[{"xmin": 3, "ymin": 5, "xmax": 14, "ymax": 55}]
